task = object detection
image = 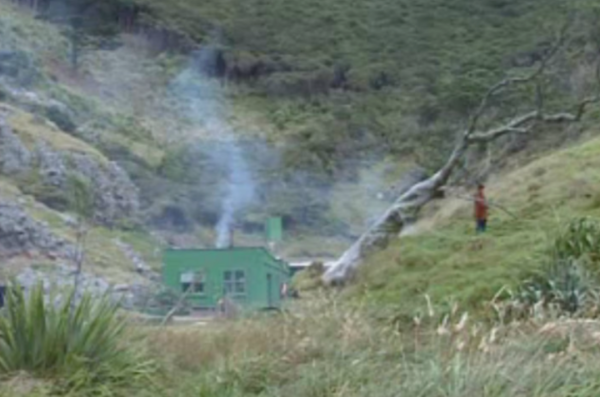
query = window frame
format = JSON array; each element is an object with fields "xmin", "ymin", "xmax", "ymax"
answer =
[
  {"xmin": 224, "ymin": 269, "xmax": 247, "ymax": 297},
  {"xmin": 180, "ymin": 271, "xmax": 206, "ymax": 295}
]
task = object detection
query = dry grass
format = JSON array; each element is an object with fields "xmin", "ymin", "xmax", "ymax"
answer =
[{"xmin": 142, "ymin": 296, "xmax": 600, "ymax": 397}]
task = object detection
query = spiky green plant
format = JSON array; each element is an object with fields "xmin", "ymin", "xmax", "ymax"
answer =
[
  {"xmin": 0, "ymin": 282, "xmax": 154, "ymax": 395},
  {"xmin": 515, "ymin": 217, "xmax": 600, "ymax": 315},
  {"xmin": 554, "ymin": 217, "xmax": 600, "ymax": 266},
  {"xmin": 519, "ymin": 258, "xmax": 600, "ymax": 314}
]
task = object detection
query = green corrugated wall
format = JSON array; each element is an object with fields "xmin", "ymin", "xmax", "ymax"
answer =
[{"xmin": 162, "ymin": 247, "xmax": 290, "ymax": 310}]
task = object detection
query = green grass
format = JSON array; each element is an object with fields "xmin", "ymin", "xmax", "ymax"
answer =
[
  {"xmin": 5, "ymin": 105, "xmax": 105, "ymax": 159},
  {"xmin": 346, "ymin": 134, "xmax": 600, "ymax": 317},
  {"xmin": 5, "ymin": 0, "xmax": 599, "ymax": 241},
  {"xmin": 140, "ymin": 297, "xmax": 600, "ymax": 397},
  {"xmin": 5, "ymin": 292, "xmax": 600, "ymax": 396}
]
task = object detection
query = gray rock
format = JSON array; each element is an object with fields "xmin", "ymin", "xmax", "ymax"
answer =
[
  {"xmin": 0, "ymin": 200, "xmax": 74, "ymax": 259},
  {"xmin": 15, "ymin": 263, "xmax": 156, "ymax": 310},
  {"xmin": 34, "ymin": 144, "xmax": 140, "ymax": 226},
  {"xmin": 0, "ymin": 118, "xmax": 31, "ymax": 175},
  {"xmin": 70, "ymin": 153, "xmax": 140, "ymax": 226},
  {"xmin": 113, "ymin": 239, "xmax": 161, "ymax": 283},
  {"xmin": 114, "ymin": 239, "xmax": 149, "ymax": 272},
  {"xmin": 35, "ymin": 141, "xmax": 67, "ymax": 186}
]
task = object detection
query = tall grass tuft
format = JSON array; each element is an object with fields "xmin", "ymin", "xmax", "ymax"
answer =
[{"xmin": 0, "ymin": 282, "xmax": 155, "ymax": 395}]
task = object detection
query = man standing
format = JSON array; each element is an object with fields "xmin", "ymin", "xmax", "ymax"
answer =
[{"xmin": 474, "ymin": 184, "xmax": 488, "ymax": 233}]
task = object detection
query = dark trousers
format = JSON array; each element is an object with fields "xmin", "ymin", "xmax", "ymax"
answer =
[{"xmin": 476, "ymin": 219, "xmax": 487, "ymax": 233}]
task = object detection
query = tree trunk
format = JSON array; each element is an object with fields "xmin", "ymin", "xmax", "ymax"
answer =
[
  {"xmin": 323, "ymin": 29, "xmax": 599, "ymax": 285},
  {"xmin": 323, "ymin": 142, "xmax": 468, "ymax": 284}
]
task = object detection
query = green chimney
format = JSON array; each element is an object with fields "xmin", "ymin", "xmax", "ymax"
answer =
[{"xmin": 266, "ymin": 217, "xmax": 283, "ymax": 242}]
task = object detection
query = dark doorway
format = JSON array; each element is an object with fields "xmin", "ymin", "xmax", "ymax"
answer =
[{"xmin": 267, "ymin": 274, "xmax": 273, "ymax": 308}]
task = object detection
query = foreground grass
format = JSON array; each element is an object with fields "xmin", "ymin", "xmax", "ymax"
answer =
[
  {"xmin": 349, "ymin": 134, "xmax": 600, "ymax": 317},
  {"xmin": 142, "ymin": 297, "xmax": 600, "ymax": 397},
  {"xmin": 3, "ymin": 292, "xmax": 600, "ymax": 396},
  {"xmin": 0, "ymin": 284, "xmax": 154, "ymax": 396}
]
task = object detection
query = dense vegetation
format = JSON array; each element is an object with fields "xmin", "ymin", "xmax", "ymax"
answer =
[
  {"xmin": 4, "ymin": 0, "xmax": 598, "ymax": 248},
  {"xmin": 129, "ymin": 0, "xmax": 600, "ymax": 240},
  {"xmin": 134, "ymin": 0, "xmax": 594, "ymax": 163}
]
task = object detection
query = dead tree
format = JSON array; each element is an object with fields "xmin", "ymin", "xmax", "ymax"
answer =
[{"xmin": 323, "ymin": 29, "xmax": 600, "ymax": 285}]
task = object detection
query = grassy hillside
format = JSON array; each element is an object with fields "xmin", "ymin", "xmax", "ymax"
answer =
[
  {"xmin": 346, "ymin": 131, "xmax": 600, "ymax": 317},
  {"xmin": 0, "ymin": 1, "xmax": 163, "ymax": 282},
  {"xmin": 2, "ymin": 0, "xmax": 599, "ymax": 256},
  {"xmin": 117, "ymin": 0, "xmax": 600, "ymax": 244},
  {"xmin": 3, "ymin": 0, "xmax": 598, "ymax": 252},
  {"xmin": 134, "ymin": 0, "xmax": 593, "ymax": 167}
]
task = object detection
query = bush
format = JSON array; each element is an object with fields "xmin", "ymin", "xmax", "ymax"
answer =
[
  {"xmin": 514, "ymin": 217, "xmax": 600, "ymax": 316},
  {"xmin": 518, "ymin": 257, "xmax": 600, "ymax": 314},
  {"xmin": 15, "ymin": 171, "xmax": 70, "ymax": 212},
  {"xmin": 554, "ymin": 217, "xmax": 600, "ymax": 266},
  {"xmin": 0, "ymin": 282, "xmax": 155, "ymax": 395}
]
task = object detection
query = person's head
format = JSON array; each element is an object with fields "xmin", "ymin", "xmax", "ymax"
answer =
[{"xmin": 477, "ymin": 183, "xmax": 485, "ymax": 192}]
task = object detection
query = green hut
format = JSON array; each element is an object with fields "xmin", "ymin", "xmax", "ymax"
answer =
[{"xmin": 162, "ymin": 247, "xmax": 290, "ymax": 311}]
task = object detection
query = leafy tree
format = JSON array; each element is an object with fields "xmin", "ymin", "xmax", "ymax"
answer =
[{"xmin": 42, "ymin": 0, "xmax": 122, "ymax": 70}]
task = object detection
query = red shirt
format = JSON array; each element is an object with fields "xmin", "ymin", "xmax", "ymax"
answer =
[{"xmin": 474, "ymin": 190, "xmax": 488, "ymax": 220}]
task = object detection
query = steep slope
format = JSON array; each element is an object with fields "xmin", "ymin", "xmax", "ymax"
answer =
[
  {"xmin": 1, "ymin": 0, "xmax": 599, "ymax": 300},
  {"xmin": 346, "ymin": 130, "xmax": 600, "ymax": 317},
  {"xmin": 132, "ymin": 0, "xmax": 588, "ymax": 165},
  {"xmin": 4, "ymin": 0, "xmax": 598, "ymax": 249},
  {"xmin": 0, "ymin": 2, "xmax": 162, "ymax": 305}
]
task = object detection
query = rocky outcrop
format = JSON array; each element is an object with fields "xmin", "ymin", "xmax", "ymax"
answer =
[
  {"xmin": 16, "ymin": 263, "xmax": 156, "ymax": 309},
  {"xmin": 114, "ymin": 238, "xmax": 160, "ymax": 281},
  {"xmin": 35, "ymin": 143, "xmax": 139, "ymax": 225},
  {"xmin": 0, "ymin": 200, "xmax": 74, "ymax": 259},
  {"xmin": 0, "ymin": 118, "xmax": 31, "ymax": 174},
  {"xmin": 35, "ymin": 141, "xmax": 66, "ymax": 186},
  {"xmin": 0, "ymin": 120, "xmax": 140, "ymax": 226},
  {"xmin": 69, "ymin": 153, "xmax": 140, "ymax": 226}
]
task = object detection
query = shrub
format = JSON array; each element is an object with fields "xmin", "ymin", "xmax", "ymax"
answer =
[
  {"xmin": 554, "ymin": 217, "xmax": 600, "ymax": 266},
  {"xmin": 518, "ymin": 257, "xmax": 600, "ymax": 314},
  {"xmin": 514, "ymin": 217, "xmax": 600, "ymax": 316},
  {"xmin": 0, "ymin": 282, "xmax": 155, "ymax": 395}
]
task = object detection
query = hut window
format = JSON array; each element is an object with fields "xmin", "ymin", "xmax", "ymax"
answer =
[
  {"xmin": 224, "ymin": 270, "xmax": 246, "ymax": 295},
  {"xmin": 180, "ymin": 272, "xmax": 205, "ymax": 294}
]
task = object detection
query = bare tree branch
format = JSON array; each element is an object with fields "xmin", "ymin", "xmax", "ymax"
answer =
[
  {"xmin": 465, "ymin": 27, "xmax": 568, "ymax": 136},
  {"xmin": 467, "ymin": 111, "xmax": 537, "ymax": 144},
  {"xmin": 323, "ymin": 25, "xmax": 600, "ymax": 285}
]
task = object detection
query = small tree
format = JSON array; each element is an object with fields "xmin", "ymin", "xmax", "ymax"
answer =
[
  {"xmin": 324, "ymin": 22, "xmax": 600, "ymax": 284},
  {"xmin": 67, "ymin": 174, "xmax": 94, "ymax": 298},
  {"xmin": 42, "ymin": 0, "xmax": 122, "ymax": 71}
]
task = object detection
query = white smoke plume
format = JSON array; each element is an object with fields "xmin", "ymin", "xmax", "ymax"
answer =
[{"xmin": 170, "ymin": 46, "xmax": 255, "ymax": 248}]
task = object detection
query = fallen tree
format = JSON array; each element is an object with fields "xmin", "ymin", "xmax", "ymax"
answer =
[{"xmin": 323, "ymin": 27, "xmax": 600, "ymax": 285}]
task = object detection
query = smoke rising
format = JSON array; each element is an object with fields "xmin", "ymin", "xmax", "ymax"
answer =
[{"xmin": 171, "ymin": 46, "xmax": 255, "ymax": 248}]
